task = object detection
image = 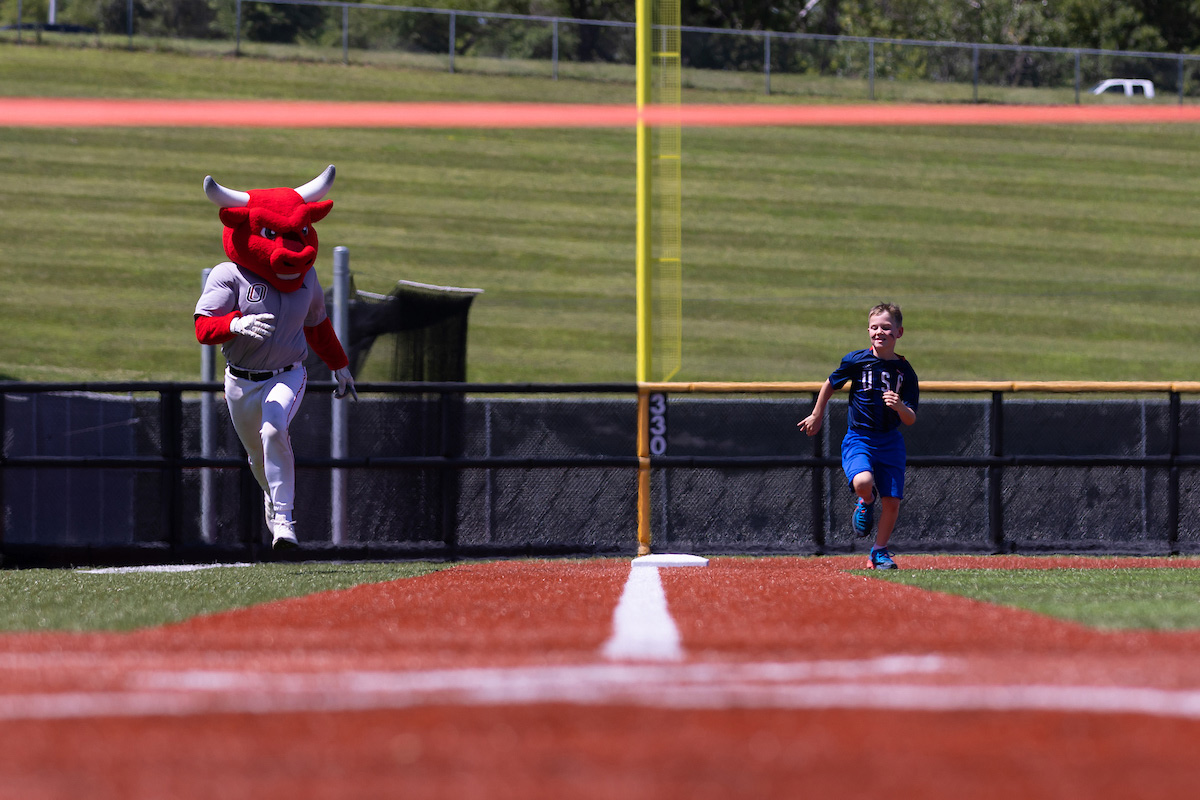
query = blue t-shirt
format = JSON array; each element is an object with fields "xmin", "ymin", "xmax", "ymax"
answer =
[{"xmin": 828, "ymin": 348, "xmax": 920, "ymax": 433}]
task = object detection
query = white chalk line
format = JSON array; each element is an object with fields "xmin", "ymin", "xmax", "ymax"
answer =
[
  {"xmin": 79, "ymin": 563, "xmax": 254, "ymax": 575},
  {"xmin": 602, "ymin": 565, "xmax": 682, "ymax": 661},
  {"xmin": 4, "ymin": 656, "xmax": 1200, "ymax": 722},
  {"xmin": 0, "ymin": 656, "xmax": 947, "ymax": 720}
]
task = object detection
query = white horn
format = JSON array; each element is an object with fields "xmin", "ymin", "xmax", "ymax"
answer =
[
  {"xmin": 294, "ymin": 164, "xmax": 336, "ymax": 202},
  {"xmin": 203, "ymin": 175, "xmax": 249, "ymax": 208}
]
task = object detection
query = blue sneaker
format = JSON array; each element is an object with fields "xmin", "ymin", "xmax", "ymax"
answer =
[
  {"xmin": 869, "ymin": 547, "xmax": 898, "ymax": 570},
  {"xmin": 851, "ymin": 495, "xmax": 875, "ymax": 538}
]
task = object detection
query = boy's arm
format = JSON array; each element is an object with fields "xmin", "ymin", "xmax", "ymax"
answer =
[
  {"xmin": 797, "ymin": 379, "xmax": 836, "ymax": 436},
  {"xmin": 883, "ymin": 391, "xmax": 917, "ymax": 426}
]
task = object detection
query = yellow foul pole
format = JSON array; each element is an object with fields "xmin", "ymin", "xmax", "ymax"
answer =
[
  {"xmin": 636, "ymin": 0, "xmax": 653, "ymax": 386},
  {"xmin": 635, "ymin": 0, "xmax": 653, "ymax": 556}
]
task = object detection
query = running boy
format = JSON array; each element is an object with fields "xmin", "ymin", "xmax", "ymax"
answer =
[{"xmin": 797, "ymin": 303, "xmax": 919, "ymax": 569}]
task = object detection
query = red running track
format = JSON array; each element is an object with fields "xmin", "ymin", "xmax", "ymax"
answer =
[{"xmin": 7, "ymin": 98, "xmax": 1200, "ymax": 128}]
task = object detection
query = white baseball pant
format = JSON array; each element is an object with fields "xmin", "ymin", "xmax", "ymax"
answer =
[{"xmin": 224, "ymin": 365, "xmax": 307, "ymax": 524}]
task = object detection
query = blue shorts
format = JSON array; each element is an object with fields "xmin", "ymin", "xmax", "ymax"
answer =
[{"xmin": 841, "ymin": 428, "xmax": 907, "ymax": 499}]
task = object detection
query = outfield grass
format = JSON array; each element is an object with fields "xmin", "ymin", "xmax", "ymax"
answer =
[
  {"xmin": 0, "ymin": 561, "xmax": 449, "ymax": 631},
  {"xmin": 4, "ymin": 44, "xmax": 1200, "ymax": 385},
  {"xmin": 868, "ymin": 568, "xmax": 1200, "ymax": 631}
]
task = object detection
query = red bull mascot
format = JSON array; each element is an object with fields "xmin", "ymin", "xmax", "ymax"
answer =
[{"xmin": 194, "ymin": 164, "xmax": 356, "ymax": 551}]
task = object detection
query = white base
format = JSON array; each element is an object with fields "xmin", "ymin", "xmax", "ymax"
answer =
[{"xmin": 632, "ymin": 553, "xmax": 709, "ymax": 568}]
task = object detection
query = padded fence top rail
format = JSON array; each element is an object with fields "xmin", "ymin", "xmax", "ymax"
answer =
[
  {"xmin": 6, "ymin": 380, "xmax": 1200, "ymax": 395},
  {"xmin": 639, "ymin": 381, "xmax": 1200, "ymax": 394}
]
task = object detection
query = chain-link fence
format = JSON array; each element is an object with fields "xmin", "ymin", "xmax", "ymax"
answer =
[
  {"xmin": 6, "ymin": 0, "xmax": 1200, "ymax": 103},
  {"xmin": 5, "ymin": 381, "xmax": 1200, "ymax": 566},
  {"xmin": 648, "ymin": 388, "xmax": 1200, "ymax": 557}
]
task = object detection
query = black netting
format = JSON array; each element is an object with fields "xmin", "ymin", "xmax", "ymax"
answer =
[
  {"xmin": 456, "ymin": 467, "xmax": 635, "ymax": 553},
  {"xmin": 7, "ymin": 390, "xmax": 1200, "ymax": 561},
  {"xmin": 459, "ymin": 398, "xmax": 636, "ymax": 459},
  {"xmin": 305, "ymin": 281, "xmax": 479, "ymax": 383},
  {"xmin": 1177, "ymin": 469, "xmax": 1200, "ymax": 545},
  {"xmin": 183, "ymin": 394, "xmax": 636, "ymax": 554},
  {"xmin": 816, "ymin": 464, "xmax": 992, "ymax": 555},
  {"xmin": 1003, "ymin": 399, "xmax": 1168, "ymax": 457},
  {"xmin": 1179, "ymin": 403, "xmax": 1200, "ymax": 455},
  {"xmin": 1001, "ymin": 466, "xmax": 1169, "ymax": 553},
  {"xmin": 655, "ymin": 467, "xmax": 820, "ymax": 554},
  {"xmin": 3, "ymin": 392, "xmax": 165, "ymax": 547}
]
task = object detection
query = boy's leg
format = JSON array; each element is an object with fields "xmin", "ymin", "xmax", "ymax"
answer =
[
  {"xmin": 868, "ymin": 431, "xmax": 905, "ymax": 569},
  {"xmin": 851, "ymin": 471, "xmax": 875, "ymax": 504},
  {"xmin": 850, "ymin": 472, "xmax": 877, "ymax": 537},
  {"xmin": 875, "ymin": 497, "xmax": 901, "ymax": 549},
  {"xmin": 842, "ymin": 432, "xmax": 878, "ymax": 537},
  {"xmin": 867, "ymin": 494, "xmax": 901, "ymax": 569}
]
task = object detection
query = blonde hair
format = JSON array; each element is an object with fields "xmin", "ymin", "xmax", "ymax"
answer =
[{"xmin": 869, "ymin": 302, "xmax": 902, "ymax": 327}]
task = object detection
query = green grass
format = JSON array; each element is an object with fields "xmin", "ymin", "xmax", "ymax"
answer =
[
  {"xmin": 867, "ymin": 568, "xmax": 1200, "ymax": 631},
  {"xmin": 0, "ymin": 561, "xmax": 449, "ymax": 632},
  {"xmin": 5, "ymin": 44, "xmax": 1200, "ymax": 384}
]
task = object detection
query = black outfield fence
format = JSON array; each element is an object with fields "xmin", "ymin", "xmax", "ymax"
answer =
[{"xmin": 4, "ymin": 380, "xmax": 1200, "ymax": 567}]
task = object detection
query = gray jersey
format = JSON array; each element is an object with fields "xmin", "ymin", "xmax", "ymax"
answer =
[{"xmin": 195, "ymin": 261, "xmax": 329, "ymax": 371}]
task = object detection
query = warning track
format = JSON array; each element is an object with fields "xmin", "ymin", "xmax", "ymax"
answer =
[
  {"xmin": 1, "ymin": 557, "xmax": 1199, "ymax": 799},
  {"xmin": 7, "ymin": 98, "xmax": 1200, "ymax": 128}
]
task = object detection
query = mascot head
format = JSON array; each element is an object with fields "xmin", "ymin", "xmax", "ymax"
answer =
[{"xmin": 203, "ymin": 165, "xmax": 335, "ymax": 293}]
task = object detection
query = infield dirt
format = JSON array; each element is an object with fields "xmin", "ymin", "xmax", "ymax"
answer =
[{"xmin": 0, "ymin": 556, "xmax": 1198, "ymax": 799}]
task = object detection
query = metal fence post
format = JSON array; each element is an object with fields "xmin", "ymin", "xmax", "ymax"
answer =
[
  {"xmin": 235, "ymin": 0, "xmax": 242, "ymax": 57},
  {"xmin": 972, "ymin": 44, "xmax": 979, "ymax": 102},
  {"xmin": 161, "ymin": 388, "xmax": 184, "ymax": 555},
  {"xmin": 988, "ymin": 391, "xmax": 1004, "ymax": 552},
  {"xmin": 552, "ymin": 18, "xmax": 559, "ymax": 80},
  {"xmin": 1179, "ymin": 56, "xmax": 1185, "ymax": 105},
  {"xmin": 484, "ymin": 398, "xmax": 494, "ymax": 541},
  {"xmin": 0, "ymin": 386, "xmax": 7, "ymax": 553},
  {"xmin": 810, "ymin": 390, "xmax": 826, "ymax": 553},
  {"xmin": 868, "ymin": 40, "xmax": 875, "ymax": 101},
  {"xmin": 1139, "ymin": 399, "xmax": 1149, "ymax": 538},
  {"xmin": 636, "ymin": 389, "xmax": 652, "ymax": 556},
  {"xmin": 1169, "ymin": 391, "xmax": 1181, "ymax": 553},
  {"xmin": 331, "ymin": 247, "xmax": 350, "ymax": 545},
  {"xmin": 439, "ymin": 389, "xmax": 459, "ymax": 558},
  {"xmin": 764, "ymin": 32, "xmax": 771, "ymax": 95},
  {"xmin": 1074, "ymin": 49, "xmax": 1081, "ymax": 104},
  {"xmin": 199, "ymin": 268, "xmax": 217, "ymax": 544},
  {"xmin": 448, "ymin": 11, "xmax": 456, "ymax": 73},
  {"xmin": 342, "ymin": 4, "xmax": 349, "ymax": 65}
]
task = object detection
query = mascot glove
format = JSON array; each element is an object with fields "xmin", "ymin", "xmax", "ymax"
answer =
[
  {"xmin": 334, "ymin": 366, "xmax": 358, "ymax": 401},
  {"xmin": 229, "ymin": 313, "xmax": 276, "ymax": 341}
]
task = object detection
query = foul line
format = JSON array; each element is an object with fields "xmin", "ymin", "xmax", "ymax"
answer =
[
  {"xmin": 601, "ymin": 565, "xmax": 682, "ymax": 661},
  {"xmin": 79, "ymin": 563, "xmax": 254, "ymax": 575},
  {"xmin": 6, "ymin": 98, "xmax": 1200, "ymax": 128},
  {"xmin": 9, "ymin": 657, "xmax": 1200, "ymax": 722}
]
